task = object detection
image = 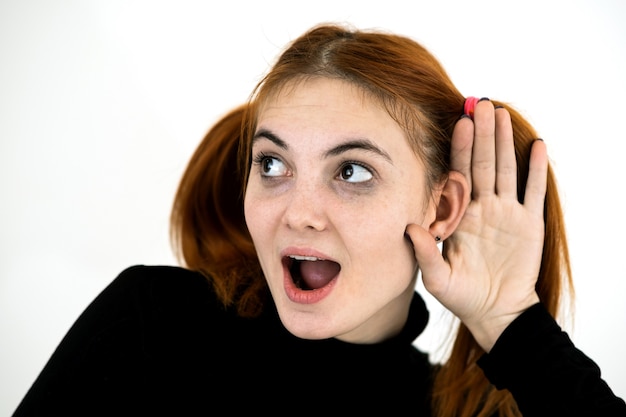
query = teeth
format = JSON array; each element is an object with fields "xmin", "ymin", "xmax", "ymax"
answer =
[{"xmin": 289, "ymin": 255, "xmax": 320, "ymax": 261}]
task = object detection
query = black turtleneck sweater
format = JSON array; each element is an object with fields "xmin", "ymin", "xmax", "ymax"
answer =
[{"xmin": 12, "ymin": 265, "xmax": 626, "ymax": 416}]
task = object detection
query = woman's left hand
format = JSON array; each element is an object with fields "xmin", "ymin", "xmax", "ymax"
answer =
[{"xmin": 406, "ymin": 100, "xmax": 548, "ymax": 352}]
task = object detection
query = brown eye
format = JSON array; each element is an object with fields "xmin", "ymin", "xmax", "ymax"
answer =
[
  {"xmin": 339, "ymin": 163, "xmax": 372, "ymax": 183},
  {"xmin": 341, "ymin": 165, "xmax": 354, "ymax": 179},
  {"xmin": 258, "ymin": 156, "xmax": 286, "ymax": 177}
]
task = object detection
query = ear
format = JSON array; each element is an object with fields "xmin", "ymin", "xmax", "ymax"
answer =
[{"xmin": 428, "ymin": 170, "xmax": 470, "ymax": 241}]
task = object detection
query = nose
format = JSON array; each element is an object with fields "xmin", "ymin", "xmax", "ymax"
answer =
[{"xmin": 282, "ymin": 179, "xmax": 328, "ymax": 232}]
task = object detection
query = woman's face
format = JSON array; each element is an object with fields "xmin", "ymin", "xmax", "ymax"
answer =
[{"xmin": 244, "ymin": 78, "xmax": 437, "ymax": 343}]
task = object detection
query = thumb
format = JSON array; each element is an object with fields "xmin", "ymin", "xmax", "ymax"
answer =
[{"xmin": 405, "ymin": 224, "xmax": 449, "ymax": 283}]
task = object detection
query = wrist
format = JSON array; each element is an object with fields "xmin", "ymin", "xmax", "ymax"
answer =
[{"xmin": 465, "ymin": 296, "xmax": 540, "ymax": 352}]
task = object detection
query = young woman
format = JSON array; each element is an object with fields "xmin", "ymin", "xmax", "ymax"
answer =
[{"xmin": 13, "ymin": 24, "xmax": 625, "ymax": 416}]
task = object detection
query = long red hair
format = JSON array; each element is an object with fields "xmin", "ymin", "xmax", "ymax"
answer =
[
  {"xmin": 170, "ymin": 105, "xmax": 267, "ymax": 317},
  {"xmin": 171, "ymin": 24, "xmax": 573, "ymax": 417}
]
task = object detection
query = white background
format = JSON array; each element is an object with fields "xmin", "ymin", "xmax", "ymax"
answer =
[{"xmin": 1, "ymin": 0, "xmax": 625, "ymax": 414}]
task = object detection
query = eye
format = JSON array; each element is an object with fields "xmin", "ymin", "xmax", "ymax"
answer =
[
  {"xmin": 254, "ymin": 154, "xmax": 288, "ymax": 177},
  {"xmin": 338, "ymin": 162, "xmax": 373, "ymax": 183}
]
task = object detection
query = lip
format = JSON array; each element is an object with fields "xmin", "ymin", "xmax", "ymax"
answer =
[{"xmin": 281, "ymin": 246, "xmax": 339, "ymax": 304}]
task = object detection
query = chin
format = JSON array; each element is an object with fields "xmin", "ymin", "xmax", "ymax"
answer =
[{"xmin": 277, "ymin": 308, "xmax": 339, "ymax": 340}]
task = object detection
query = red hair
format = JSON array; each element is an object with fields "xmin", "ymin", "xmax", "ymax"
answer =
[
  {"xmin": 170, "ymin": 105, "xmax": 267, "ymax": 317},
  {"xmin": 171, "ymin": 24, "xmax": 573, "ymax": 416}
]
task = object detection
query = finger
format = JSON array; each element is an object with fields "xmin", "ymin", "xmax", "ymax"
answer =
[
  {"xmin": 450, "ymin": 114, "xmax": 474, "ymax": 186},
  {"xmin": 523, "ymin": 139, "xmax": 548, "ymax": 215},
  {"xmin": 405, "ymin": 224, "xmax": 449, "ymax": 292},
  {"xmin": 494, "ymin": 106, "xmax": 518, "ymax": 199},
  {"xmin": 471, "ymin": 99, "xmax": 496, "ymax": 197}
]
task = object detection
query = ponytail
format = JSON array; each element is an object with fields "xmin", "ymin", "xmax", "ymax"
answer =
[{"xmin": 170, "ymin": 105, "xmax": 266, "ymax": 317}]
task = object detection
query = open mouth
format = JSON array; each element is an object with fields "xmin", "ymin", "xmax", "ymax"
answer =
[{"xmin": 283, "ymin": 255, "xmax": 341, "ymax": 290}]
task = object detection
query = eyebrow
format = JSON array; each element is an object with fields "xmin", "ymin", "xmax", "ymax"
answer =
[
  {"xmin": 253, "ymin": 128, "xmax": 393, "ymax": 163},
  {"xmin": 323, "ymin": 139, "xmax": 392, "ymax": 163},
  {"xmin": 253, "ymin": 129, "xmax": 288, "ymax": 149}
]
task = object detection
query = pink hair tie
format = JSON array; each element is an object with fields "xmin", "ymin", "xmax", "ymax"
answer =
[{"xmin": 464, "ymin": 96, "xmax": 480, "ymax": 119}]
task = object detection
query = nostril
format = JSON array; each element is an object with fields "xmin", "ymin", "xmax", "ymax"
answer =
[{"xmin": 283, "ymin": 207, "xmax": 327, "ymax": 232}]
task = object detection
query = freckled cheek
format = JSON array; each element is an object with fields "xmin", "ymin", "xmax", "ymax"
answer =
[
  {"xmin": 369, "ymin": 204, "xmax": 419, "ymax": 270},
  {"xmin": 339, "ymin": 208, "xmax": 411, "ymax": 251},
  {"xmin": 243, "ymin": 198, "xmax": 278, "ymax": 280},
  {"xmin": 402, "ymin": 191, "xmax": 435, "ymax": 228},
  {"xmin": 243, "ymin": 194, "xmax": 270, "ymax": 244},
  {"xmin": 346, "ymin": 221, "xmax": 417, "ymax": 281}
]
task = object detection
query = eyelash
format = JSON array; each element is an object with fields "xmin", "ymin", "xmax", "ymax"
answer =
[
  {"xmin": 337, "ymin": 160, "xmax": 375, "ymax": 180},
  {"xmin": 251, "ymin": 152, "xmax": 287, "ymax": 179},
  {"xmin": 251, "ymin": 152, "xmax": 376, "ymax": 183},
  {"xmin": 251, "ymin": 151, "xmax": 271, "ymax": 166}
]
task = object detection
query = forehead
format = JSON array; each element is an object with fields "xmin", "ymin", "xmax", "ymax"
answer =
[
  {"xmin": 256, "ymin": 78, "xmax": 405, "ymax": 141},
  {"xmin": 253, "ymin": 78, "xmax": 429, "ymax": 183}
]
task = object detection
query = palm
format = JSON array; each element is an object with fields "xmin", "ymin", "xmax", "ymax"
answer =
[
  {"xmin": 439, "ymin": 189, "xmax": 544, "ymax": 323},
  {"xmin": 407, "ymin": 101, "xmax": 548, "ymax": 350}
]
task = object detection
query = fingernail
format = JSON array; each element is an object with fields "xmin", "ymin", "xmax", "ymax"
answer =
[
  {"xmin": 535, "ymin": 138, "xmax": 544, "ymax": 142},
  {"xmin": 458, "ymin": 113, "xmax": 472, "ymax": 121},
  {"xmin": 494, "ymin": 105, "xmax": 504, "ymax": 109},
  {"xmin": 479, "ymin": 97, "xmax": 490, "ymax": 102}
]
